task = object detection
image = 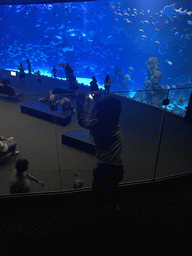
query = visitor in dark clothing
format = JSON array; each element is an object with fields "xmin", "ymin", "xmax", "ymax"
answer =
[
  {"xmin": 65, "ymin": 63, "xmax": 74, "ymax": 81},
  {"xmin": 90, "ymin": 76, "xmax": 99, "ymax": 92},
  {"xmin": 76, "ymin": 92, "xmax": 124, "ymax": 226},
  {"xmin": 104, "ymin": 74, "xmax": 111, "ymax": 95}
]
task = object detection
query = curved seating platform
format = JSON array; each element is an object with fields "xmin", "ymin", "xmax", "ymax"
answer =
[
  {"xmin": 62, "ymin": 129, "xmax": 95, "ymax": 154},
  {"xmin": 20, "ymin": 102, "xmax": 72, "ymax": 126}
]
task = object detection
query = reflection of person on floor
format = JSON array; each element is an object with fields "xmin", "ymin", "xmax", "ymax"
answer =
[
  {"xmin": 37, "ymin": 71, "xmax": 42, "ymax": 86},
  {"xmin": 26, "ymin": 59, "xmax": 31, "ymax": 75},
  {"xmin": 18, "ymin": 63, "xmax": 25, "ymax": 84},
  {"xmin": 76, "ymin": 93, "xmax": 124, "ymax": 226},
  {"xmin": 52, "ymin": 66, "xmax": 57, "ymax": 78},
  {"xmin": 0, "ymin": 135, "xmax": 19, "ymax": 156},
  {"xmin": 10, "ymin": 159, "xmax": 44, "ymax": 194}
]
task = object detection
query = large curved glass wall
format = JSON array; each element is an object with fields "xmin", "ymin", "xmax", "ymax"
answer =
[{"xmin": 0, "ymin": 0, "xmax": 191, "ymax": 195}]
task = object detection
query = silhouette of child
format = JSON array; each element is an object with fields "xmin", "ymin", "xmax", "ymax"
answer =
[
  {"xmin": 76, "ymin": 93, "xmax": 124, "ymax": 225},
  {"xmin": 37, "ymin": 71, "xmax": 42, "ymax": 86},
  {"xmin": 18, "ymin": 63, "xmax": 25, "ymax": 84},
  {"xmin": 52, "ymin": 66, "xmax": 57, "ymax": 78}
]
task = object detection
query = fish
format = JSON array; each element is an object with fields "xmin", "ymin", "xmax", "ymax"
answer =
[
  {"xmin": 155, "ymin": 41, "xmax": 160, "ymax": 44},
  {"xmin": 114, "ymin": 19, "xmax": 119, "ymax": 21},
  {"xmin": 163, "ymin": 3, "xmax": 192, "ymax": 19},
  {"xmin": 118, "ymin": 48, "xmax": 123, "ymax": 51},
  {"xmin": 165, "ymin": 20, "xmax": 169, "ymax": 25},
  {"xmin": 165, "ymin": 60, "xmax": 173, "ymax": 65},
  {"xmin": 140, "ymin": 10, "xmax": 144, "ymax": 14},
  {"xmin": 187, "ymin": 20, "xmax": 192, "ymax": 25},
  {"xmin": 138, "ymin": 29, "xmax": 144, "ymax": 32},
  {"xmin": 155, "ymin": 28, "xmax": 160, "ymax": 31},
  {"xmin": 129, "ymin": 67, "xmax": 134, "ymax": 71},
  {"xmin": 151, "ymin": 22, "xmax": 155, "ymax": 25},
  {"xmin": 151, "ymin": 31, "xmax": 158, "ymax": 41}
]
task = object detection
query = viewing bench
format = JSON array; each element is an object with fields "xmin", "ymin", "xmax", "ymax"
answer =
[{"xmin": 0, "ymin": 85, "xmax": 23, "ymax": 101}]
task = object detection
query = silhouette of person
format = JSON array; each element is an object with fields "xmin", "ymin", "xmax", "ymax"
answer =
[
  {"xmin": 64, "ymin": 63, "xmax": 78, "ymax": 90},
  {"xmin": 52, "ymin": 66, "xmax": 57, "ymax": 78},
  {"xmin": 10, "ymin": 159, "xmax": 44, "ymax": 194},
  {"xmin": 37, "ymin": 71, "xmax": 42, "ymax": 86},
  {"xmin": 26, "ymin": 59, "xmax": 31, "ymax": 75},
  {"xmin": 65, "ymin": 63, "xmax": 74, "ymax": 81},
  {"xmin": 76, "ymin": 93, "xmax": 124, "ymax": 226},
  {"xmin": 90, "ymin": 76, "xmax": 99, "ymax": 92},
  {"xmin": 18, "ymin": 63, "xmax": 25, "ymax": 84},
  {"xmin": 104, "ymin": 74, "xmax": 111, "ymax": 95}
]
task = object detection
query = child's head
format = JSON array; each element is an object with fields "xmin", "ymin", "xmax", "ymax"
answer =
[
  {"xmin": 16, "ymin": 159, "xmax": 29, "ymax": 173},
  {"xmin": 93, "ymin": 96, "xmax": 122, "ymax": 126}
]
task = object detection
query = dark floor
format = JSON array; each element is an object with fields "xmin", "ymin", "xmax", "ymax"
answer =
[
  {"xmin": 0, "ymin": 70, "xmax": 190, "ymax": 244},
  {"xmin": 0, "ymin": 70, "xmax": 97, "ymax": 195}
]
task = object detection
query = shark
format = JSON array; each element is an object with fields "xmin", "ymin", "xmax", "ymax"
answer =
[{"xmin": 163, "ymin": 3, "xmax": 192, "ymax": 19}]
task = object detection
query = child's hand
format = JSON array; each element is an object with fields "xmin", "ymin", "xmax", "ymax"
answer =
[{"xmin": 38, "ymin": 181, "xmax": 44, "ymax": 187}]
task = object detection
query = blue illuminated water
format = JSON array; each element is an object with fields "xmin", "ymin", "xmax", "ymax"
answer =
[{"xmin": 0, "ymin": 1, "xmax": 192, "ymax": 115}]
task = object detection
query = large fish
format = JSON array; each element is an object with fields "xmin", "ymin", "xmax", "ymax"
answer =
[{"xmin": 163, "ymin": 3, "xmax": 192, "ymax": 19}]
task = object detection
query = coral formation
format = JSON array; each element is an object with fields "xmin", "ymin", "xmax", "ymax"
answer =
[{"xmin": 135, "ymin": 57, "xmax": 166, "ymax": 106}]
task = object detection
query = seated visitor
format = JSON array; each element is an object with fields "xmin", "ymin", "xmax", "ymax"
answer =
[
  {"xmin": 10, "ymin": 159, "xmax": 44, "ymax": 194},
  {"xmin": 49, "ymin": 90, "xmax": 57, "ymax": 104},
  {"xmin": 90, "ymin": 76, "xmax": 99, "ymax": 92},
  {"xmin": 56, "ymin": 97, "xmax": 75, "ymax": 113},
  {"xmin": 0, "ymin": 135, "xmax": 19, "ymax": 156}
]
